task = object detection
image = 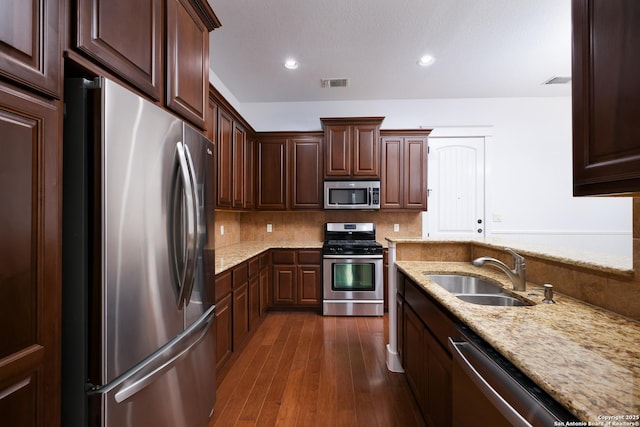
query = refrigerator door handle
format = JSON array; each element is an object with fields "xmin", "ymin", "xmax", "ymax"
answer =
[
  {"xmin": 173, "ymin": 141, "xmax": 198, "ymax": 309},
  {"xmin": 180, "ymin": 142, "xmax": 200, "ymax": 307},
  {"xmin": 88, "ymin": 305, "xmax": 215, "ymax": 402}
]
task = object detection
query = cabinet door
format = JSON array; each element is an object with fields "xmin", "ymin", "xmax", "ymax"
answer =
[
  {"xmin": 216, "ymin": 109, "xmax": 233, "ymax": 208},
  {"xmin": 244, "ymin": 137, "xmax": 255, "ymax": 209},
  {"xmin": 291, "ymin": 137, "xmax": 323, "ymax": 209},
  {"xmin": 272, "ymin": 265, "xmax": 297, "ymax": 306},
  {"xmin": 352, "ymin": 123, "xmax": 380, "ymax": 177},
  {"xmin": 233, "ymin": 283, "xmax": 249, "ymax": 348},
  {"xmin": 572, "ymin": 0, "xmax": 640, "ymax": 195},
  {"xmin": 396, "ymin": 296, "xmax": 404, "ymax": 365},
  {"xmin": 324, "ymin": 125, "xmax": 351, "ymax": 177},
  {"xmin": 232, "ymin": 123, "xmax": 246, "ymax": 208},
  {"xmin": 0, "ymin": 0, "xmax": 61, "ymax": 97},
  {"xmin": 425, "ymin": 331, "xmax": 451, "ymax": 427},
  {"xmin": 0, "ymin": 83, "xmax": 61, "ymax": 427},
  {"xmin": 259, "ymin": 265, "xmax": 270, "ymax": 315},
  {"xmin": 166, "ymin": 0, "xmax": 209, "ymax": 128},
  {"xmin": 297, "ymin": 265, "xmax": 321, "ymax": 306},
  {"xmin": 248, "ymin": 274, "xmax": 260, "ymax": 328},
  {"xmin": 381, "ymin": 137, "xmax": 403, "ymax": 208},
  {"xmin": 215, "ymin": 293, "xmax": 232, "ymax": 372},
  {"xmin": 403, "ymin": 137, "xmax": 428, "ymax": 209},
  {"xmin": 403, "ymin": 306, "xmax": 427, "ymax": 412},
  {"xmin": 257, "ymin": 139, "xmax": 288, "ymax": 209},
  {"xmin": 76, "ymin": 0, "xmax": 162, "ymax": 100}
]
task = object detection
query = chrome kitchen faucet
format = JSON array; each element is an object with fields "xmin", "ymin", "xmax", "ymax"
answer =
[{"xmin": 472, "ymin": 248, "xmax": 527, "ymax": 291}]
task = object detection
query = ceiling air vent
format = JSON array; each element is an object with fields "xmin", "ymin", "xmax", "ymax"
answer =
[
  {"xmin": 321, "ymin": 78, "xmax": 349, "ymax": 88},
  {"xmin": 543, "ymin": 76, "xmax": 572, "ymax": 85}
]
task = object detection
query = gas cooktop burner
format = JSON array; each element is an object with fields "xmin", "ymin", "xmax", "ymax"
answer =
[{"xmin": 322, "ymin": 223, "xmax": 383, "ymax": 256}]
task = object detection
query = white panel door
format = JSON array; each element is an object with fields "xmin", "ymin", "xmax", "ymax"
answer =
[{"xmin": 427, "ymin": 138, "xmax": 485, "ymax": 238}]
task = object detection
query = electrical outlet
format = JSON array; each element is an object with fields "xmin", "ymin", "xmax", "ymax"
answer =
[
  {"xmin": 220, "ymin": 225, "xmax": 224, "ymax": 236},
  {"xmin": 393, "ymin": 224, "xmax": 400, "ymax": 232},
  {"xmin": 267, "ymin": 224, "xmax": 273, "ymax": 233}
]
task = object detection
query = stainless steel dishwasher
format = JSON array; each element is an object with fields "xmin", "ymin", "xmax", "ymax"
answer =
[{"xmin": 449, "ymin": 326, "xmax": 579, "ymax": 427}]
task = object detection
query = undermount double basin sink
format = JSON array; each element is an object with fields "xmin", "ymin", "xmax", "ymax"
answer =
[{"xmin": 425, "ymin": 274, "xmax": 530, "ymax": 307}]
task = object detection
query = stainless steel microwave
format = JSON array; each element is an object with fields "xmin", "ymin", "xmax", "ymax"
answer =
[{"xmin": 324, "ymin": 181, "xmax": 380, "ymax": 210}]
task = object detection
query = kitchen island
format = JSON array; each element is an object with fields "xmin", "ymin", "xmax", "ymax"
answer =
[{"xmin": 387, "ymin": 237, "xmax": 640, "ymax": 423}]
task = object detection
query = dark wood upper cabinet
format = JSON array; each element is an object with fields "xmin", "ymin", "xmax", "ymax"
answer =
[
  {"xmin": 0, "ymin": 82, "xmax": 61, "ymax": 427},
  {"xmin": 290, "ymin": 136, "xmax": 323, "ymax": 209},
  {"xmin": 232, "ymin": 123, "xmax": 246, "ymax": 208},
  {"xmin": 256, "ymin": 132, "xmax": 323, "ymax": 210},
  {"xmin": 256, "ymin": 138, "xmax": 288, "ymax": 210},
  {"xmin": 381, "ymin": 131, "xmax": 429, "ymax": 210},
  {"xmin": 244, "ymin": 137, "xmax": 256, "ymax": 209},
  {"xmin": 217, "ymin": 109, "xmax": 233, "ymax": 208},
  {"xmin": 167, "ymin": 0, "xmax": 220, "ymax": 129},
  {"xmin": 322, "ymin": 117, "xmax": 383, "ymax": 179},
  {"xmin": 75, "ymin": 0, "xmax": 163, "ymax": 100},
  {"xmin": 572, "ymin": 0, "xmax": 640, "ymax": 195},
  {"xmin": 0, "ymin": 0, "xmax": 62, "ymax": 98}
]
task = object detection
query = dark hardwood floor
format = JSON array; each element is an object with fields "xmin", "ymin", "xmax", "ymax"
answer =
[{"xmin": 209, "ymin": 312, "xmax": 425, "ymax": 427}]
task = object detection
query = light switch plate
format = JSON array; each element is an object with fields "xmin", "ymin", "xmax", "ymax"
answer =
[
  {"xmin": 220, "ymin": 225, "xmax": 224, "ymax": 235},
  {"xmin": 267, "ymin": 224, "xmax": 273, "ymax": 233},
  {"xmin": 393, "ymin": 224, "xmax": 400, "ymax": 232}
]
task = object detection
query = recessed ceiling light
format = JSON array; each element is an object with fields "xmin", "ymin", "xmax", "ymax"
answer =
[
  {"xmin": 284, "ymin": 59, "xmax": 299, "ymax": 70},
  {"xmin": 417, "ymin": 55, "xmax": 435, "ymax": 67}
]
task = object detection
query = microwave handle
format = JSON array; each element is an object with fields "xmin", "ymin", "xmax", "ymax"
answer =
[{"xmin": 368, "ymin": 187, "xmax": 372, "ymax": 205}]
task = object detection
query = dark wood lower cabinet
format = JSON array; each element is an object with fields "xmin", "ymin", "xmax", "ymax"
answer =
[
  {"xmin": 272, "ymin": 249, "xmax": 321, "ymax": 309},
  {"xmin": 249, "ymin": 274, "xmax": 260, "ymax": 328},
  {"xmin": 273, "ymin": 265, "xmax": 297, "ymax": 306},
  {"xmin": 0, "ymin": 82, "xmax": 61, "ymax": 427},
  {"xmin": 214, "ymin": 293, "xmax": 232, "ymax": 372},
  {"xmin": 400, "ymin": 273, "xmax": 454, "ymax": 427},
  {"xmin": 232, "ymin": 283, "xmax": 249, "ymax": 349}
]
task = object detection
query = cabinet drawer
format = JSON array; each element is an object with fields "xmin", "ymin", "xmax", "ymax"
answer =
[
  {"xmin": 298, "ymin": 250, "xmax": 321, "ymax": 264},
  {"xmin": 272, "ymin": 250, "xmax": 296, "ymax": 264},
  {"xmin": 215, "ymin": 270, "xmax": 232, "ymax": 302},
  {"xmin": 232, "ymin": 262, "xmax": 248, "ymax": 288}
]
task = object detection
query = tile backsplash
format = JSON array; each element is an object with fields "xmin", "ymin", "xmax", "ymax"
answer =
[{"xmin": 214, "ymin": 210, "xmax": 423, "ymax": 248}]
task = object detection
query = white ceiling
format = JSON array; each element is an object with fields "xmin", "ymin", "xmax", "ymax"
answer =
[{"xmin": 208, "ymin": 0, "xmax": 572, "ymax": 103}]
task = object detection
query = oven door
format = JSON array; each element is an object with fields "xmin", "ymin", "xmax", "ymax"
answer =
[{"xmin": 322, "ymin": 255, "xmax": 383, "ymax": 300}]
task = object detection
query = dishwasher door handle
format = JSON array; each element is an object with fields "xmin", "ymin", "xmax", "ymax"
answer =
[{"xmin": 448, "ymin": 337, "xmax": 532, "ymax": 427}]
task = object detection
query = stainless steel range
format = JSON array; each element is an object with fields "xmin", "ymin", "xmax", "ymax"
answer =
[{"xmin": 322, "ymin": 223, "xmax": 384, "ymax": 316}]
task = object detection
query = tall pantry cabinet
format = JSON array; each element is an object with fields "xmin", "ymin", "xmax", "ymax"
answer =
[
  {"xmin": 0, "ymin": 0, "xmax": 221, "ymax": 425},
  {"xmin": 0, "ymin": 0, "xmax": 63, "ymax": 426}
]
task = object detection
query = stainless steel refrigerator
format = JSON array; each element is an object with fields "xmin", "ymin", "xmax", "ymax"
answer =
[{"xmin": 62, "ymin": 77, "xmax": 216, "ymax": 427}]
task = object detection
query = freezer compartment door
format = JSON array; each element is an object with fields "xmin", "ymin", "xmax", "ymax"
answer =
[{"xmin": 97, "ymin": 306, "xmax": 216, "ymax": 427}]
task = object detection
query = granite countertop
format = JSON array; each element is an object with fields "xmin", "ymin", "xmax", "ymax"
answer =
[
  {"xmin": 395, "ymin": 261, "xmax": 640, "ymax": 423},
  {"xmin": 215, "ymin": 241, "xmax": 323, "ymax": 274}
]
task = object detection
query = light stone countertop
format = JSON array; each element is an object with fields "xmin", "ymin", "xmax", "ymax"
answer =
[
  {"xmin": 395, "ymin": 260, "xmax": 640, "ymax": 423},
  {"xmin": 215, "ymin": 241, "xmax": 323, "ymax": 274}
]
